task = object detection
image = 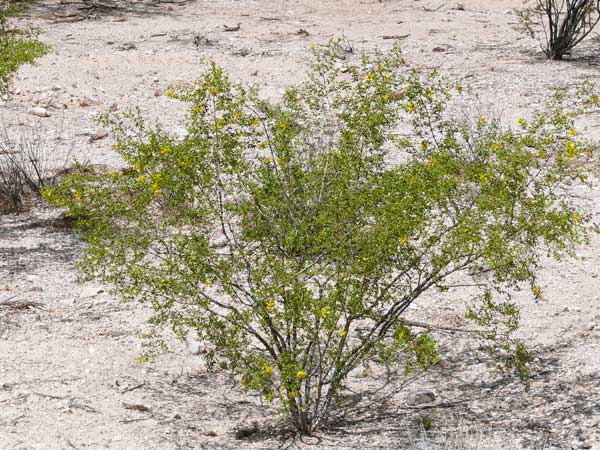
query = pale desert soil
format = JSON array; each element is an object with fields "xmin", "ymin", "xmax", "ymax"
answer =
[{"xmin": 1, "ymin": 1, "xmax": 599, "ymax": 449}]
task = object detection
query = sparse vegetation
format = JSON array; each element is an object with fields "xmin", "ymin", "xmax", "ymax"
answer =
[
  {"xmin": 518, "ymin": 0, "xmax": 600, "ymax": 60},
  {"xmin": 0, "ymin": 121, "xmax": 69, "ymax": 211},
  {"xmin": 44, "ymin": 40, "xmax": 596, "ymax": 434},
  {"xmin": 0, "ymin": 0, "xmax": 49, "ymax": 95}
]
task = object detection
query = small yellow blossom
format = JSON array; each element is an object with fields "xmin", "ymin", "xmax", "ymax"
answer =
[
  {"xmin": 479, "ymin": 116, "xmax": 487, "ymax": 124},
  {"xmin": 287, "ymin": 391, "xmax": 297, "ymax": 399},
  {"xmin": 74, "ymin": 191, "xmax": 82, "ymax": 201},
  {"xmin": 264, "ymin": 365, "xmax": 273, "ymax": 375},
  {"xmin": 252, "ymin": 118, "xmax": 261, "ymax": 127},
  {"xmin": 209, "ymin": 87, "xmax": 218, "ymax": 95},
  {"xmin": 365, "ymin": 72, "xmax": 374, "ymax": 81},
  {"xmin": 568, "ymin": 128, "xmax": 577, "ymax": 137},
  {"xmin": 532, "ymin": 286, "xmax": 542, "ymax": 299},
  {"xmin": 517, "ymin": 118, "xmax": 526, "ymax": 128},
  {"xmin": 399, "ymin": 236, "xmax": 409, "ymax": 247},
  {"xmin": 160, "ymin": 145, "xmax": 171, "ymax": 155},
  {"xmin": 296, "ymin": 370, "xmax": 306, "ymax": 380},
  {"xmin": 320, "ymin": 307, "xmax": 331, "ymax": 319},
  {"xmin": 309, "ymin": 44, "xmax": 316, "ymax": 50},
  {"xmin": 479, "ymin": 173, "xmax": 488, "ymax": 183},
  {"xmin": 491, "ymin": 143, "xmax": 500, "ymax": 152},
  {"xmin": 111, "ymin": 144, "xmax": 117, "ymax": 151},
  {"xmin": 266, "ymin": 299, "xmax": 275, "ymax": 311},
  {"xmin": 405, "ymin": 101, "xmax": 415, "ymax": 113},
  {"xmin": 420, "ymin": 141, "xmax": 428, "ymax": 151},
  {"xmin": 137, "ymin": 356, "xmax": 147, "ymax": 364},
  {"xmin": 573, "ymin": 212, "xmax": 582, "ymax": 224},
  {"xmin": 137, "ymin": 175, "xmax": 147, "ymax": 183},
  {"xmin": 165, "ymin": 89, "xmax": 175, "ymax": 98},
  {"xmin": 150, "ymin": 182, "xmax": 161, "ymax": 195},
  {"xmin": 338, "ymin": 330, "xmax": 348, "ymax": 338},
  {"xmin": 566, "ymin": 141, "xmax": 578, "ymax": 158}
]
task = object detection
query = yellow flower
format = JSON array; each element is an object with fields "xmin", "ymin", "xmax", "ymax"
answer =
[
  {"xmin": 479, "ymin": 173, "xmax": 488, "ymax": 183},
  {"xmin": 568, "ymin": 128, "xmax": 578, "ymax": 137},
  {"xmin": 287, "ymin": 391, "xmax": 296, "ymax": 399},
  {"xmin": 150, "ymin": 182, "xmax": 161, "ymax": 195},
  {"xmin": 133, "ymin": 163, "xmax": 141, "ymax": 172},
  {"xmin": 252, "ymin": 118, "xmax": 261, "ymax": 127},
  {"xmin": 405, "ymin": 101, "xmax": 415, "ymax": 113},
  {"xmin": 266, "ymin": 299, "xmax": 275, "ymax": 311},
  {"xmin": 365, "ymin": 72, "xmax": 374, "ymax": 81},
  {"xmin": 592, "ymin": 94, "xmax": 599, "ymax": 105},
  {"xmin": 420, "ymin": 141, "xmax": 428, "ymax": 151},
  {"xmin": 74, "ymin": 191, "xmax": 82, "ymax": 201},
  {"xmin": 309, "ymin": 44, "xmax": 316, "ymax": 50},
  {"xmin": 338, "ymin": 330, "xmax": 348, "ymax": 338},
  {"xmin": 296, "ymin": 370, "xmax": 306, "ymax": 380},
  {"xmin": 137, "ymin": 356, "xmax": 147, "ymax": 364},
  {"xmin": 209, "ymin": 87, "xmax": 218, "ymax": 95},
  {"xmin": 111, "ymin": 144, "xmax": 117, "ymax": 151},
  {"xmin": 573, "ymin": 212, "xmax": 582, "ymax": 224},
  {"xmin": 491, "ymin": 143, "xmax": 500, "ymax": 152},
  {"xmin": 479, "ymin": 115, "xmax": 487, "ymax": 124},
  {"xmin": 399, "ymin": 236, "xmax": 409, "ymax": 247},
  {"xmin": 264, "ymin": 365, "xmax": 273, "ymax": 375},
  {"xmin": 160, "ymin": 145, "xmax": 171, "ymax": 155},
  {"xmin": 137, "ymin": 175, "xmax": 147, "ymax": 183},
  {"xmin": 565, "ymin": 141, "xmax": 577, "ymax": 158},
  {"xmin": 165, "ymin": 89, "xmax": 175, "ymax": 98},
  {"xmin": 320, "ymin": 307, "xmax": 331, "ymax": 319},
  {"xmin": 517, "ymin": 118, "xmax": 526, "ymax": 128},
  {"xmin": 532, "ymin": 286, "xmax": 542, "ymax": 299}
]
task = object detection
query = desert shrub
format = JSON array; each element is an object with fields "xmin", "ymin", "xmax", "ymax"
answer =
[
  {"xmin": 518, "ymin": 0, "xmax": 600, "ymax": 60},
  {"xmin": 0, "ymin": 121, "xmax": 69, "ymax": 210},
  {"xmin": 44, "ymin": 40, "xmax": 595, "ymax": 434},
  {"xmin": 0, "ymin": 0, "xmax": 49, "ymax": 95}
]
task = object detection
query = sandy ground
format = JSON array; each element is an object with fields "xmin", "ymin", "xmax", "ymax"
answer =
[{"xmin": 1, "ymin": 1, "xmax": 600, "ymax": 449}]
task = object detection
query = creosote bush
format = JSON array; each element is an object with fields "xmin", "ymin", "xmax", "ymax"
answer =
[
  {"xmin": 0, "ymin": 0, "xmax": 49, "ymax": 95},
  {"xmin": 45, "ymin": 40, "xmax": 595, "ymax": 435},
  {"xmin": 518, "ymin": 0, "xmax": 600, "ymax": 60}
]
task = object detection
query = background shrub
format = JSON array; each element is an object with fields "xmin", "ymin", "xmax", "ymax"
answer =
[
  {"xmin": 518, "ymin": 0, "xmax": 600, "ymax": 60},
  {"xmin": 45, "ymin": 40, "xmax": 595, "ymax": 434},
  {"xmin": 0, "ymin": 0, "xmax": 49, "ymax": 95}
]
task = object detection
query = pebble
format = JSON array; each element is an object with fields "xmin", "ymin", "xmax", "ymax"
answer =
[
  {"xmin": 405, "ymin": 389, "xmax": 436, "ymax": 406},
  {"xmin": 28, "ymin": 106, "xmax": 50, "ymax": 117},
  {"xmin": 185, "ymin": 335, "xmax": 205, "ymax": 355}
]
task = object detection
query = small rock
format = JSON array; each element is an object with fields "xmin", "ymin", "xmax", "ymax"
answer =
[
  {"xmin": 28, "ymin": 106, "xmax": 50, "ymax": 117},
  {"xmin": 174, "ymin": 413, "xmax": 181, "ymax": 420},
  {"xmin": 185, "ymin": 335, "xmax": 206, "ymax": 355},
  {"xmin": 234, "ymin": 421, "xmax": 259, "ymax": 440},
  {"xmin": 117, "ymin": 42, "xmax": 137, "ymax": 51},
  {"xmin": 406, "ymin": 389, "xmax": 436, "ymax": 406},
  {"xmin": 90, "ymin": 129, "xmax": 108, "ymax": 142},
  {"xmin": 79, "ymin": 97, "xmax": 93, "ymax": 107},
  {"xmin": 432, "ymin": 46, "xmax": 447, "ymax": 53},
  {"xmin": 587, "ymin": 322, "xmax": 596, "ymax": 331},
  {"xmin": 154, "ymin": 89, "xmax": 162, "ymax": 97}
]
